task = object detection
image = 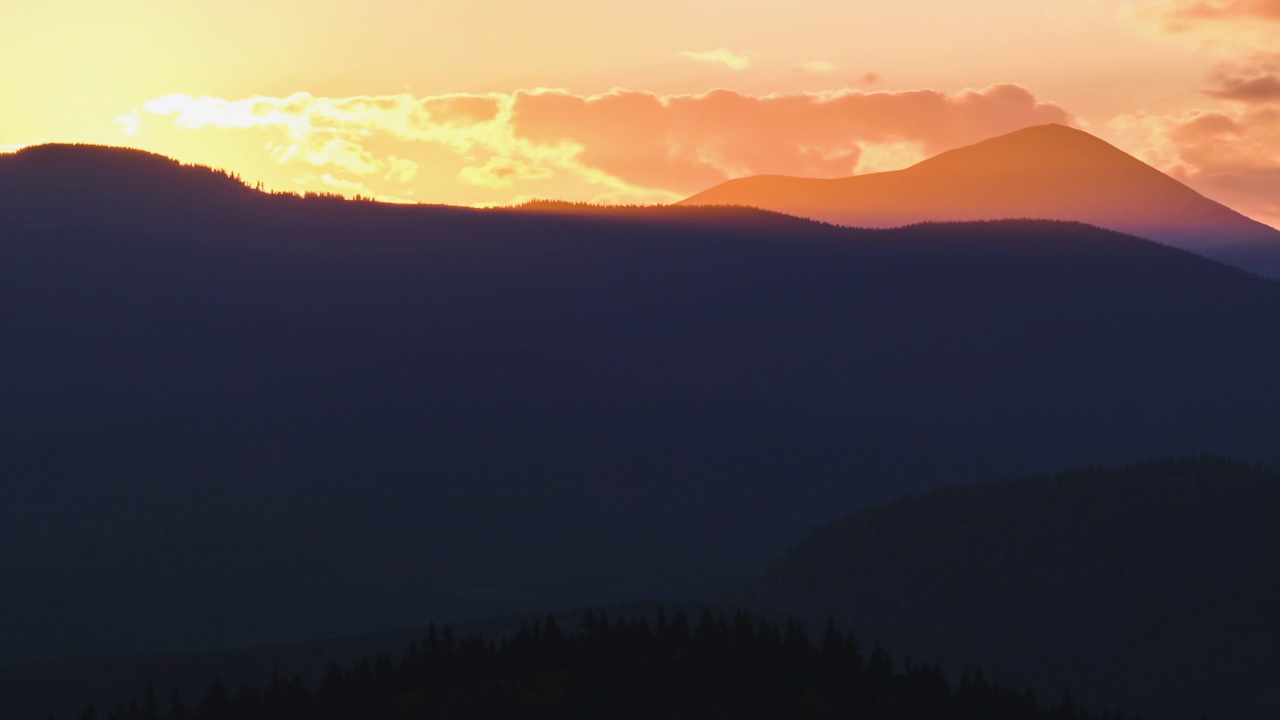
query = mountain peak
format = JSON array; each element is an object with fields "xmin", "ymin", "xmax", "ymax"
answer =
[
  {"xmin": 679, "ymin": 124, "xmax": 1279, "ymax": 257},
  {"xmin": 909, "ymin": 123, "xmax": 1151, "ymax": 178},
  {"xmin": 979, "ymin": 122, "xmax": 1120, "ymax": 151}
]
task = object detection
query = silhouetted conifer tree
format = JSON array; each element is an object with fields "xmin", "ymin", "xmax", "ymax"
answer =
[{"xmin": 166, "ymin": 687, "xmax": 187, "ymax": 720}]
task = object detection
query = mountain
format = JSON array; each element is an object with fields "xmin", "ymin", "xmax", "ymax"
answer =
[
  {"xmin": 7, "ymin": 144, "xmax": 1280, "ymax": 663},
  {"xmin": 679, "ymin": 124, "xmax": 1280, "ymax": 273},
  {"xmin": 1205, "ymin": 234, "xmax": 1280, "ymax": 280},
  {"xmin": 746, "ymin": 457, "xmax": 1280, "ymax": 720}
]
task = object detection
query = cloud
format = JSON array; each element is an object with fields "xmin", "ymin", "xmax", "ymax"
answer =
[
  {"xmin": 1110, "ymin": 104, "xmax": 1280, "ymax": 227},
  {"xmin": 1121, "ymin": 1, "xmax": 1279, "ymax": 225},
  {"xmin": 1202, "ymin": 53, "xmax": 1280, "ymax": 102},
  {"xmin": 458, "ymin": 156, "xmax": 555, "ymax": 188},
  {"xmin": 1206, "ymin": 72, "xmax": 1280, "ymax": 101},
  {"xmin": 509, "ymin": 84, "xmax": 1074, "ymax": 192},
  {"xmin": 862, "ymin": 73, "xmax": 882, "ymax": 85},
  {"xmin": 121, "ymin": 90, "xmax": 670, "ymax": 203},
  {"xmin": 117, "ymin": 113, "xmax": 141, "ymax": 137},
  {"xmin": 121, "ymin": 83, "xmax": 1072, "ymax": 205},
  {"xmin": 1124, "ymin": 0, "xmax": 1280, "ymax": 54},
  {"xmin": 854, "ymin": 141, "xmax": 928, "ymax": 174},
  {"xmin": 273, "ymin": 136, "xmax": 382, "ymax": 175},
  {"xmin": 679, "ymin": 49, "xmax": 752, "ymax": 70},
  {"xmin": 794, "ymin": 61, "xmax": 838, "ymax": 74},
  {"xmin": 1109, "ymin": 15, "xmax": 1280, "ymax": 226},
  {"xmin": 1142, "ymin": 0, "xmax": 1280, "ymax": 23},
  {"xmin": 384, "ymin": 156, "xmax": 419, "ymax": 183}
]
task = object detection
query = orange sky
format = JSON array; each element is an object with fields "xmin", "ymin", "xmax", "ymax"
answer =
[{"xmin": 3, "ymin": 0, "xmax": 1278, "ymax": 227}]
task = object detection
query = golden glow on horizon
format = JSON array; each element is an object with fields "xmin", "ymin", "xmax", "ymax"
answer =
[
  {"xmin": 2, "ymin": 0, "xmax": 1278, "ymax": 226},
  {"xmin": 106, "ymin": 84, "xmax": 1071, "ymax": 207}
]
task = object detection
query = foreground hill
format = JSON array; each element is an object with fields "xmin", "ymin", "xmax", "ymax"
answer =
[
  {"xmin": 6, "ymin": 145, "xmax": 1280, "ymax": 660},
  {"xmin": 679, "ymin": 124, "xmax": 1280, "ymax": 276},
  {"xmin": 748, "ymin": 457, "xmax": 1280, "ymax": 720}
]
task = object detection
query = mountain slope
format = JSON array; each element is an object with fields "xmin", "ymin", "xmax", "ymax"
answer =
[
  {"xmin": 7, "ymin": 145, "xmax": 1280, "ymax": 662},
  {"xmin": 680, "ymin": 124, "xmax": 1280, "ymax": 262},
  {"xmin": 1205, "ymin": 234, "xmax": 1280, "ymax": 280},
  {"xmin": 747, "ymin": 457, "xmax": 1280, "ymax": 720}
]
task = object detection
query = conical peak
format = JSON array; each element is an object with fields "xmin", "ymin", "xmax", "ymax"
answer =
[
  {"xmin": 963, "ymin": 123, "xmax": 1112, "ymax": 148},
  {"xmin": 910, "ymin": 123, "xmax": 1145, "ymax": 177}
]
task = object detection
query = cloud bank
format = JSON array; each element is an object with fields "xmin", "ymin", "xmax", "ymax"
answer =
[{"xmin": 120, "ymin": 84, "xmax": 1072, "ymax": 205}]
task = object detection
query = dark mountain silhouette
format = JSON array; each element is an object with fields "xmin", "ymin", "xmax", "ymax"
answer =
[
  {"xmin": 6, "ymin": 144, "xmax": 1280, "ymax": 664},
  {"xmin": 0, "ymin": 143, "xmax": 253, "ymax": 209},
  {"xmin": 1204, "ymin": 234, "xmax": 1280, "ymax": 280},
  {"xmin": 679, "ymin": 124, "xmax": 1280, "ymax": 276},
  {"xmin": 747, "ymin": 457, "xmax": 1280, "ymax": 720}
]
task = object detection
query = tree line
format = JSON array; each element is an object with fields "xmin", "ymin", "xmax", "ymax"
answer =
[{"xmin": 68, "ymin": 609, "xmax": 1176, "ymax": 720}]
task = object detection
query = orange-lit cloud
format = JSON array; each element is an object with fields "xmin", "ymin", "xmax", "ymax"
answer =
[
  {"xmin": 1206, "ymin": 71, "xmax": 1280, "ymax": 101},
  {"xmin": 458, "ymin": 156, "xmax": 556, "ymax": 188},
  {"xmin": 794, "ymin": 61, "xmax": 838, "ymax": 74},
  {"xmin": 1111, "ymin": 1, "xmax": 1280, "ymax": 227},
  {"xmin": 509, "ymin": 84, "xmax": 1073, "ymax": 191},
  {"xmin": 679, "ymin": 49, "xmax": 752, "ymax": 70},
  {"xmin": 1204, "ymin": 53, "xmax": 1280, "ymax": 101},
  {"xmin": 119, "ymin": 84, "xmax": 1071, "ymax": 206},
  {"xmin": 1110, "ymin": 103, "xmax": 1280, "ymax": 227},
  {"xmin": 1125, "ymin": 0, "xmax": 1280, "ymax": 53},
  {"xmin": 1138, "ymin": 0, "xmax": 1280, "ymax": 24}
]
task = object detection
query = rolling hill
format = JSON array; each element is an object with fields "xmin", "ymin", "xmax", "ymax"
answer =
[{"xmin": 747, "ymin": 457, "xmax": 1280, "ymax": 720}]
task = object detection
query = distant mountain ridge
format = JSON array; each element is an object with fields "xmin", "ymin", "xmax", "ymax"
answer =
[
  {"xmin": 680, "ymin": 124, "xmax": 1280, "ymax": 275},
  {"xmin": 1, "ymin": 143, "xmax": 251, "ymax": 205}
]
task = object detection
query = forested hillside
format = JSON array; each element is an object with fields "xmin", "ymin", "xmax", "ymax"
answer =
[
  {"xmin": 67, "ymin": 611, "xmax": 1142, "ymax": 720},
  {"xmin": 750, "ymin": 458, "xmax": 1280, "ymax": 719}
]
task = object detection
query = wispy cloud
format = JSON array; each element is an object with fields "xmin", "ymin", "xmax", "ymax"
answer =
[
  {"xmin": 1123, "ymin": 0, "xmax": 1280, "ymax": 54},
  {"xmin": 793, "ymin": 61, "xmax": 838, "ymax": 74},
  {"xmin": 1135, "ymin": 0, "xmax": 1280, "ymax": 25},
  {"xmin": 1206, "ymin": 70, "xmax": 1280, "ymax": 102},
  {"xmin": 679, "ymin": 49, "xmax": 752, "ymax": 70}
]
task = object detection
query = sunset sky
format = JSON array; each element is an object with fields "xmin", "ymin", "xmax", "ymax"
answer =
[{"xmin": 3, "ymin": 0, "xmax": 1278, "ymax": 227}]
